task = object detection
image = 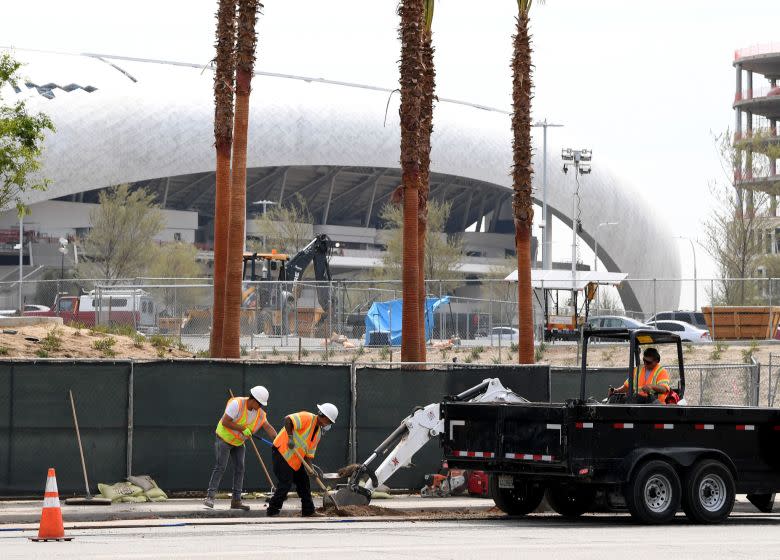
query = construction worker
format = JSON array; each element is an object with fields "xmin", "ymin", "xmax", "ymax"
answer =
[
  {"xmin": 204, "ymin": 386, "xmax": 278, "ymax": 510},
  {"xmin": 609, "ymin": 347, "xmax": 671, "ymax": 404},
  {"xmin": 266, "ymin": 403, "xmax": 338, "ymax": 517}
]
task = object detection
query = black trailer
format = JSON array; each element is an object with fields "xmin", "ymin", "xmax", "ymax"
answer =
[{"xmin": 442, "ymin": 328, "xmax": 780, "ymax": 523}]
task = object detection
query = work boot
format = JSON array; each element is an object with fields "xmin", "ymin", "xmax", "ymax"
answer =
[
  {"xmin": 302, "ymin": 511, "xmax": 323, "ymax": 517},
  {"xmin": 266, "ymin": 508, "xmax": 281, "ymax": 517},
  {"xmin": 230, "ymin": 499, "xmax": 250, "ymax": 511},
  {"xmin": 203, "ymin": 496, "xmax": 214, "ymax": 509}
]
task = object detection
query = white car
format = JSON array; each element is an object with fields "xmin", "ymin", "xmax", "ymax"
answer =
[
  {"xmin": 487, "ymin": 326, "xmax": 519, "ymax": 345},
  {"xmin": 647, "ymin": 320, "xmax": 710, "ymax": 342}
]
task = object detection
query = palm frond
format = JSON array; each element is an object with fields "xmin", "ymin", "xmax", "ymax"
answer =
[
  {"xmin": 424, "ymin": 0, "xmax": 435, "ymax": 34},
  {"xmin": 517, "ymin": 0, "xmax": 544, "ymax": 15}
]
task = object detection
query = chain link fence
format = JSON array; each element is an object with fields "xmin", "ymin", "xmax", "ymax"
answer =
[
  {"xmin": 667, "ymin": 361, "xmax": 762, "ymax": 407},
  {"xmin": 6, "ymin": 276, "xmax": 780, "ymax": 355}
]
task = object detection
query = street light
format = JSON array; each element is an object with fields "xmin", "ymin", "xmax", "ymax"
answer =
[
  {"xmin": 58, "ymin": 237, "xmax": 68, "ymax": 280},
  {"xmin": 532, "ymin": 119, "xmax": 563, "ymax": 270},
  {"xmin": 253, "ymin": 200, "xmax": 276, "ymax": 251},
  {"xmin": 594, "ymin": 222, "xmax": 619, "ymax": 272},
  {"xmin": 675, "ymin": 236, "xmax": 698, "ymax": 312}
]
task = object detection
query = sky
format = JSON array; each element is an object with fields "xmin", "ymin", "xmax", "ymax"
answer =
[{"xmin": 2, "ymin": 0, "xmax": 779, "ymax": 305}]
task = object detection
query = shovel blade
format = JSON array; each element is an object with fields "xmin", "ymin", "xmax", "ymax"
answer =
[{"xmin": 333, "ymin": 488, "xmax": 370, "ymax": 507}]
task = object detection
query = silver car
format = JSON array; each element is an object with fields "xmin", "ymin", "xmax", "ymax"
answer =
[{"xmin": 647, "ymin": 320, "xmax": 710, "ymax": 342}]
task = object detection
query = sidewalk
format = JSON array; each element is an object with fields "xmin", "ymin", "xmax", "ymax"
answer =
[{"xmin": 0, "ymin": 495, "xmax": 496, "ymax": 526}]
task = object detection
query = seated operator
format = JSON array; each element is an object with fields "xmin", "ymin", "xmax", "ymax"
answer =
[{"xmin": 608, "ymin": 347, "xmax": 671, "ymax": 404}]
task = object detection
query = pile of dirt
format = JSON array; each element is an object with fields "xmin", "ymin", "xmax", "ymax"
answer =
[
  {"xmin": 0, "ymin": 323, "xmax": 194, "ymax": 360},
  {"xmin": 318, "ymin": 504, "xmax": 408, "ymax": 517}
]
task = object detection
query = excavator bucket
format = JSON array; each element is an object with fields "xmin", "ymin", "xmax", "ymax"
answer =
[{"xmin": 333, "ymin": 487, "xmax": 370, "ymax": 507}]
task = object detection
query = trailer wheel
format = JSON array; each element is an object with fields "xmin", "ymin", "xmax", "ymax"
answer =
[
  {"xmin": 489, "ymin": 475, "xmax": 544, "ymax": 516},
  {"xmin": 545, "ymin": 485, "xmax": 594, "ymax": 518},
  {"xmin": 625, "ymin": 460, "xmax": 681, "ymax": 524},
  {"xmin": 682, "ymin": 460, "xmax": 735, "ymax": 524}
]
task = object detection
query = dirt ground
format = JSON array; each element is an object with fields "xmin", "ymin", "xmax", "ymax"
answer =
[
  {"xmin": 0, "ymin": 323, "xmax": 193, "ymax": 360},
  {"xmin": 254, "ymin": 339, "xmax": 777, "ymax": 368}
]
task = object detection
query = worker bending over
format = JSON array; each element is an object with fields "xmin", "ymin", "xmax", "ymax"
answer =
[
  {"xmin": 267, "ymin": 403, "xmax": 338, "ymax": 517},
  {"xmin": 204, "ymin": 386, "xmax": 278, "ymax": 510},
  {"xmin": 609, "ymin": 347, "xmax": 672, "ymax": 404}
]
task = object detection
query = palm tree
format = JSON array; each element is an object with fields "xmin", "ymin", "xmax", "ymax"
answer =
[
  {"xmin": 209, "ymin": 0, "xmax": 237, "ymax": 358},
  {"xmin": 399, "ymin": 0, "xmax": 425, "ymax": 364},
  {"xmin": 417, "ymin": 0, "xmax": 435, "ymax": 362},
  {"xmin": 222, "ymin": 0, "xmax": 260, "ymax": 359},
  {"xmin": 512, "ymin": 0, "xmax": 541, "ymax": 363}
]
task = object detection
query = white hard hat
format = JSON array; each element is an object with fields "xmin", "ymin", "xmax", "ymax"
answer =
[
  {"xmin": 250, "ymin": 385, "xmax": 269, "ymax": 406},
  {"xmin": 317, "ymin": 403, "xmax": 338, "ymax": 423}
]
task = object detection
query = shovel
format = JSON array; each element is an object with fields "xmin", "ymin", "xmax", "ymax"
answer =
[
  {"xmin": 64, "ymin": 390, "xmax": 112, "ymax": 506},
  {"xmin": 291, "ymin": 446, "xmax": 341, "ymax": 511}
]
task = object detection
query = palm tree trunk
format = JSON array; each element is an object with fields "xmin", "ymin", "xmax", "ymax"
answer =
[
  {"xmin": 223, "ymin": 0, "xmax": 260, "ymax": 359},
  {"xmin": 512, "ymin": 11, "xmax": 535, "ymax": 364},
  {"xmin": 399, "ymin": 0, "xmax": 425, "ymax": 365},
  {"xmin": 210, "ymin": 0, "xmax": 237, "ymax": 358},
  {"xmin": 418, "ymin": 32, "xmax": 435, "ymax": 361}
]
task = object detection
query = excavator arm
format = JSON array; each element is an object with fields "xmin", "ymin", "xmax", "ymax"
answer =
[
  {"xmin": 281, "ymin": 233, "xmax": 332, "ymax": 314},
  {"xmin": 335, "ymin": 378, "xmax": 528, "ymax": 506}
]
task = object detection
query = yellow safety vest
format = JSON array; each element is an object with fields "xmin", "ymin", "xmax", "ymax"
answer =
[
  {"xmin": 623, "ymin": 364, "xmax": 670, "ymax": 400},
  {"xmin": 273, "ymin": 411, "xmax": 321, "ymax": 471},
  {"xmin": 215, "ymin": 397, "xmax": 266, "ymax": 447}
]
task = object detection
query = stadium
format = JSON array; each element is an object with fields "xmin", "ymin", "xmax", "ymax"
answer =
[{"xmin": 0, "ymin": 48, "xmax": 680, "ymax": 314}]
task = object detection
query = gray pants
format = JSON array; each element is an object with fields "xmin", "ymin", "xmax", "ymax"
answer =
[{"xmin": 206, "ymin": 437, "xmax": 246, "ymax": 501}]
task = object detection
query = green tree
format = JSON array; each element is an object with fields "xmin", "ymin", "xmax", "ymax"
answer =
[
  {"xmin": 76, "ymin": 184, "xmax": 164, "ymax": 282},
  {"xmin": 0, "ymin": 51, "xmax": 54, "ymax": 214},
  {"xmin": 148, "ymin": 242, "xmax": 205, "ymax": 313},
  {"xmin": 375, "ymin": 199, "xmax": 463, "ymax": 283},
  {"xmin": 251, "ymin": 193, "xmax": 314, "ymax": 255}
]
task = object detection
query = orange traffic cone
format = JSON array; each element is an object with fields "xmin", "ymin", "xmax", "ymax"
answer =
[{"xmin": 29, "ymin": 468, "xmax": 73, "ymax": 542}]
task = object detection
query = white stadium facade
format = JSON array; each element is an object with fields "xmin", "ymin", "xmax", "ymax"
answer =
[{"xmin": 0, "ymin": 48, "xmax": 679, "ymax": 314}]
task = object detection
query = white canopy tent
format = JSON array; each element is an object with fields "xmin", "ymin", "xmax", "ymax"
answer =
[{"xmin": 504, "ymin": 269, "xmax": 628, "ymax": 291}]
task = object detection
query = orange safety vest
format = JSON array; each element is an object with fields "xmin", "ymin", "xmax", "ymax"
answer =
[
  {"xmin": 622, "ymin": 364, "xmax": 671, "ymax": 402},
  {"xmin": 215, "ymin": 397, "xmax": 267, "ymax": 447},
  {"xmin": 273, "ymin": 411, "xmax": 321, "ymax": 471}
]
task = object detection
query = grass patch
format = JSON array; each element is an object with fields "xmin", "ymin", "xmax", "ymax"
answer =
[
  {"xmin": 92, "ymin": 336, "xmax": 117, "ymax": 357},
  {"xmin": 271, "ymin": 346, "xmax": 280, "ymax": 355},
  {"xmin": 491, "ymin": 357, "xmax": 501, "ymax": 364},
  {"xmin": 534, "ymin": 341, "xmax": 547, "ymax": 362},
  {"xmin": 0, "ymin": 346, "xmax": 9, "ymax": 356},
  {"xmin": 463, "ymin": 355, "xmax": 473, "ymax": 364},
  {"xmin": 510, "ymin": 342, "xmax": 519, "ymax": 352},
  {"xmin": 41, "ymin": 328, "xmax": 63, "ymax": 353},
  {"xmin": 132, "ymin": 334, "xmax": 146, "ymax": 348},
  {"xmin": 177, "ymin": 341, "xmax": 188, "ymax": 352},
  {"xmin": 150, "ymin": 334, "xmax": 175, "ymax": 349},
  {"xmin": 35, "ymin": 349, "xmax": 49, "ymax": 358},
  {"xmin": 710, "ymin": 342, "xmax": 728, "ymax": 361},
  {"xmin": 195, "ymin": 350, "xmax": 210, "ymax": 358},
  {"xmin": 379, "ymin": 346, "xmax": 391, "ymax": 361},
  {"xmin": 469, "ymin": 346, "xmax": 485, "ymax": 360},
  {"xmin": 741, "ymin": 340, "xmax": 759, "ymax": 364},
  {"xmin": 240, "ymin": 345, "xmax": 248, "ymax": 357},
  {"xmin": 300, "ymin": 348, "xmax": 309, "ymax": 358}
]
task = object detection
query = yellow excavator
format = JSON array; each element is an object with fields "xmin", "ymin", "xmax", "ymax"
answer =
[{"xmin": 179, "ymin": 234, "xmax": 333, "ymax": 336}]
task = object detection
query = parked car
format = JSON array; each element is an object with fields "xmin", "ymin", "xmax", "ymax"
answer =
[
  {"xmin": 476, "ymin": 326, "xmax": 519, "ymax": 345},
  {"xmin": 586, "ymin": 315, "xmax": 648, "ymax": 330},
  {"xmin": 647, "ymin": 310, "xmax": 707, "ymax": 329},
  {"xmin": 646, "ymin": 319, "xmax": 710, "ymax": 342}
]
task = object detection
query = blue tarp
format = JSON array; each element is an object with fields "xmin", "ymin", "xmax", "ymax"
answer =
[{"xmin": 364, "ymin": 296, "xmax": 450, "ymax": 346}]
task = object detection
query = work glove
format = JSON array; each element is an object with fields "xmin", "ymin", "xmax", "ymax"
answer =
[{"xmin": 242, "ymin": 427, "xmax": 253, "ymax": 438}]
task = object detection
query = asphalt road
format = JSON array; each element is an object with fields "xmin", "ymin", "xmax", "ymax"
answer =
[{"xmin": 4, "ymin": 513, "xmax": 780, "ymax": 560}]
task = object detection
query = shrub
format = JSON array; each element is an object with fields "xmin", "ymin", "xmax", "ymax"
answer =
[
  {"xmin": 41, "ymin": 328, "xmax": 62, "ymax": 353},
  {"xmin": 93, "ymin": 336, "xmax": 117, "ymax": 357},
  {"xmin": 35, "ymin": 349, "xmax": 49, "ymax": 358},
  {"xmin": 378, "ymin": 346, "xmax": 391, "ymax": 361},
  {"xmin": 0, "ymin": 346, "xmax": 9, "ymax": 356},
  {"xmin": 132, "ymin": 334, "xmax": 146, "ymax": 348}
]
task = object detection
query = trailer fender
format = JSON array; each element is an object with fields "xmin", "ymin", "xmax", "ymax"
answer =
[{"xmin": 623, "ymin": 448, "xmax": 738, "ymax": 482}]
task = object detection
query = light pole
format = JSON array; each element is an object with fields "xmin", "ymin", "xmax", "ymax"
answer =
[
  {"xmin": 253, "ymin": 200, "xmax": 276, "ymax": 251},
  {"xmin": 58, "ymin": 237, "xmax": 68, "ymax": 280},
  {"xmin": 532, "ymin": 120, "xmax": 563, "ymax": 270},
  {"xmin": 561, "ymin": 148, "xmax": 592, "ymax": 283},
  {"xmin": 594, "ymin": 222, "xmax": 619, "ymax": 272},
  {"xmin": 675, "ymin": 236, "xmax": 698, "ymax": 312}
]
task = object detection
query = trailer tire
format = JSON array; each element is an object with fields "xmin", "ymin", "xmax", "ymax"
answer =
[
  {"xmin": 545, "ymin": 485, "xmax": 594, "ymax": 518},
  {"xmin": 681, "ymin": 460, "xmax": 735, "ymax": 524},
  {"xmin": 489, "ymin": 475, "xmax": 544, "ymax": 516},
  {"xmin": 625, "ymin": 460, "xmax": 681, "ymax": 524}
]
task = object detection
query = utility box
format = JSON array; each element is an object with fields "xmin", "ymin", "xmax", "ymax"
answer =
[{"xmin": 701, "ymin": 306, "xmax": 780, "ymax": 340}]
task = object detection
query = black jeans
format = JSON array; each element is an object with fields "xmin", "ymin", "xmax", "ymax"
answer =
[
  {"xmin": 206, "ymin": 437, "xmax": 246, "ymax": 501},
  {"xmin": 268, "ymin": 447, "xmax": 314, "ymax": 515}
]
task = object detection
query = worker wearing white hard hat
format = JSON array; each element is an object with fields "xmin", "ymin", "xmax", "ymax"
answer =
[
  {"xmin": 267, "ymin": 402, "xmax": 339, "ymax": 517},
  {"xmin": 204, "ymin": 386, "xmax": 278, "ymax": 511}
]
